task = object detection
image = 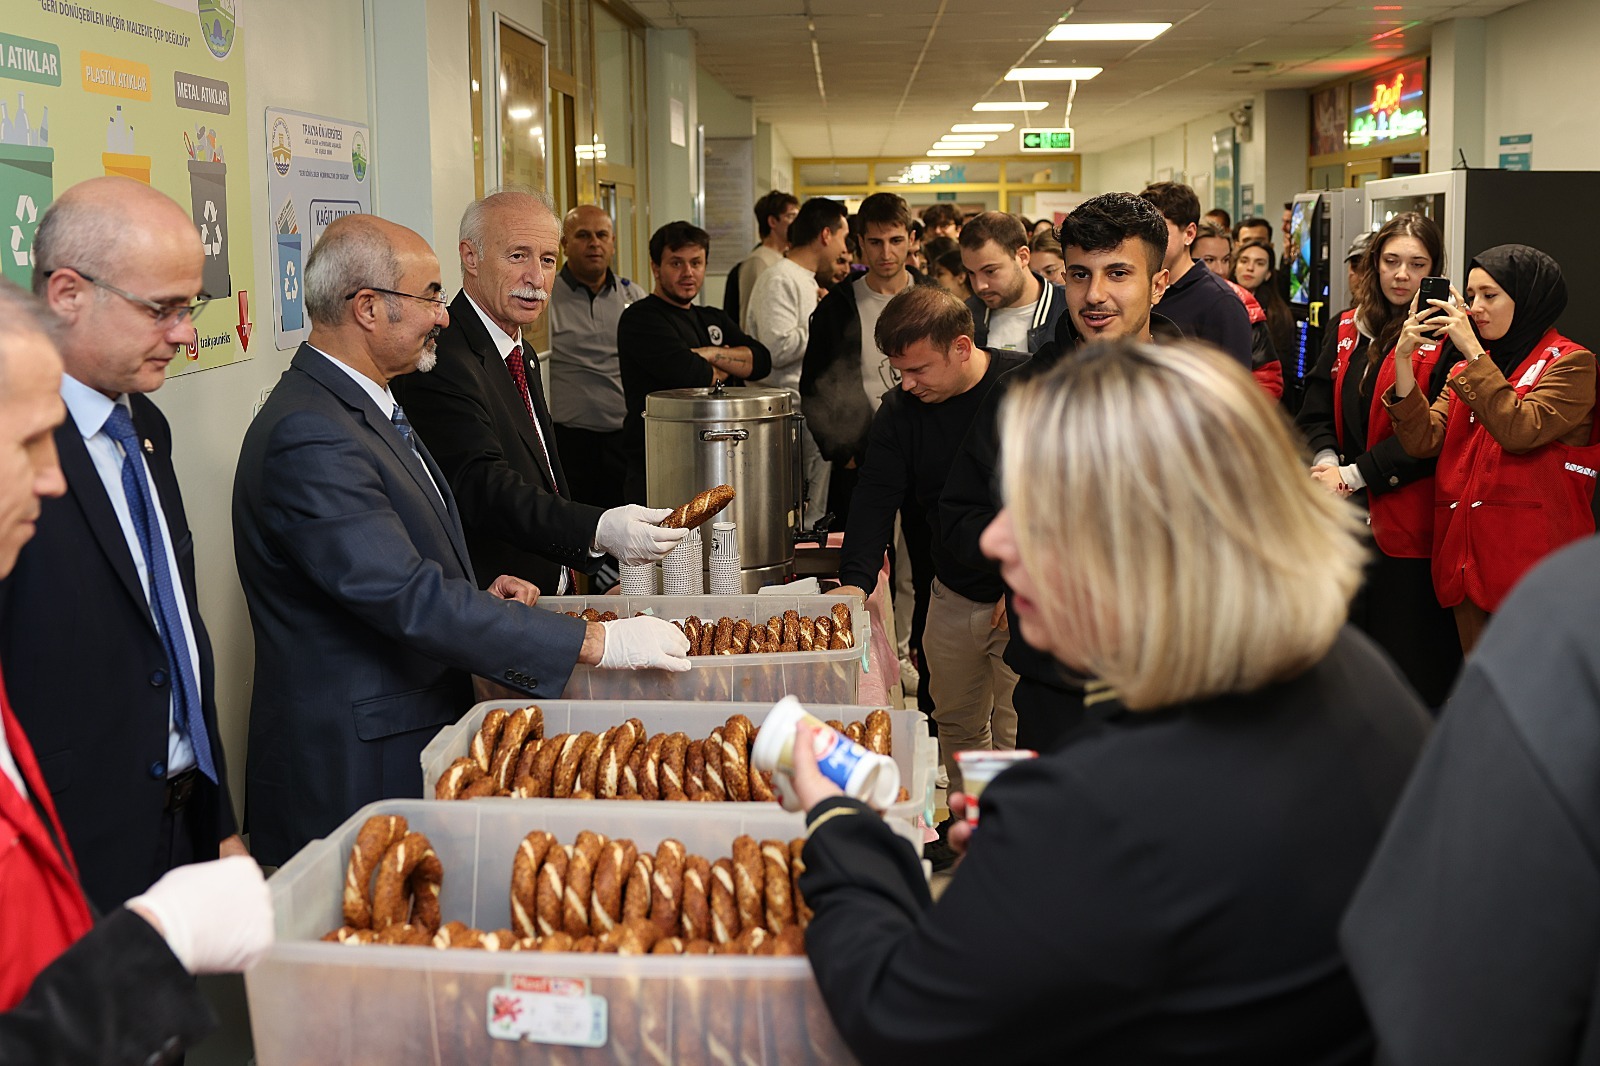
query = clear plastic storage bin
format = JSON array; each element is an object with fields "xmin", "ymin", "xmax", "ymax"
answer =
[
  {"xmin": 540, "ymin": 594, "xmax": 868, "ymax": 704},
  {"xmin": 420, "ymin": 699, "xmax": 938, "ymax": 828},
  {"xmin": 246, "ymin": 799, "xmax": 922, "ymax": 1064}
]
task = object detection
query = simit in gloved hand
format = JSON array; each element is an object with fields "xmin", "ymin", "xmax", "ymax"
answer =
[
  {"xmin": 598, "ymin": 616, "xmax": 693, "ymax": 672},
  {"xmin": 125, "ymin": 855, "xmax": 274, "ymax": 974},
  {"xmin": 592, "ymin": 505, "xmax": 689, "ymax": 564}
]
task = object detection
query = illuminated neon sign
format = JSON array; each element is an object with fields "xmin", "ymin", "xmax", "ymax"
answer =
[{"xmin": 1348, "ymin": 59, "xmax": 1427, "ymax": 147}]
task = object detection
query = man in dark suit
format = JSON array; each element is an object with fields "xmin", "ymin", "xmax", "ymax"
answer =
[
  {"xmin": 394, "ymin": 190, "xmax": 684, "ymax": 594},
  {"xmin": 0, "ymin": 176, "xmax": 244, "ymax": 912},
  {"xmin": 234, "ymin": 214, "xmax": 689, "ymax": 866}
]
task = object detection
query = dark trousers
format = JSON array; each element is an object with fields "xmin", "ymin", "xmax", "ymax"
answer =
[
  {"xmin": 552, "ymin": 424, "xmax": 627, "ymax": 511},
  {"xmin": 898, "ymin": 499, "xmax": 935, "ymax": 721},
  {"xmin": 1348, "ymin": 548, "xmax": 1462, "ymax": 710}
]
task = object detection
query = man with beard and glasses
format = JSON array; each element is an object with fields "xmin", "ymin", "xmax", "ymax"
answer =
[
  {"xmin": 394, "ymin": 191, "xmax": 682, "ymax": 597},
  {"xmin": 233, "ymin": 214, "xmax": 691, "ymax": 866}
]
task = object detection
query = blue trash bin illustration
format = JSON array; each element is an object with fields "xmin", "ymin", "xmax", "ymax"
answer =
[{"xmin": 277, "ymin": 233, "xmax": 303, "ymax": 332}]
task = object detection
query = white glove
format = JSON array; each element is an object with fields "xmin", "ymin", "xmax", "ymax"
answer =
[
  {"xmin": 598, "ymin": 616, "xmax": 692, "ymax": 672},
  {"xmin": 126, "ymin": 855, "xmax": 274, "ymax": 974},
  {"xmin": 593, "ymin": 505, "xmax": 689, "ymax": 564}
]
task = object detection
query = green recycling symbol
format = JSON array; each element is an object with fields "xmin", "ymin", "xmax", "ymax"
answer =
[{"xmin": 10, "ymin": 194, "xmax": 38, "ymax": 269}]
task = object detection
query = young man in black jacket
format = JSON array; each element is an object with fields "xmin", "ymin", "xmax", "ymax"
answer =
[
  {"xmin": 941, "ymin": 192, "xmax": 1178, "ymax": 753},
  {"xmin": 617, "ymin": 221, "xmax": 772, "ymax": 504},
  {"xmin": 958, "ymin": 211, "xmax": 1066, "ymax": 356},
  {"xmin": 1139, "ymin": 181, "xmax": 1253, "ymax": 369},
  {"xmin": 831, "ymin": 286, "xmax": 1027, "ymax": 806}
]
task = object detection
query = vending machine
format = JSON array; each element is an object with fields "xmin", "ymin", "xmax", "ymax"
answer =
[
  {"xmin": 1282, "ymin": 188, "xmax": 1366, "ymax": 408},
  {"xmin": 1365, "ymin": 169, "xmax": 1600, "ymax": 349}
]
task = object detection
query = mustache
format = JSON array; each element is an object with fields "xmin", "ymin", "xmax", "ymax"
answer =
[{"xmin": 509, "ymin": 287, "xmax": 550, "ymax": 301}]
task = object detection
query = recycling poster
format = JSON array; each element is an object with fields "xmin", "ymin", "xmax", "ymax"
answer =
[
  {"xmin": 1, "ymin": 0, "xmax": 257, "ymax": 373},
  {"xmin": 264, "ymin": 107, "xmax": 370, "ymax": 350}
]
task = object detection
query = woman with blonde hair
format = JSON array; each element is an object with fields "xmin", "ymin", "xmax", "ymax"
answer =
[{"xmin": 792, "ymin": 340, "xmax": 1429, "ymax": 1063}]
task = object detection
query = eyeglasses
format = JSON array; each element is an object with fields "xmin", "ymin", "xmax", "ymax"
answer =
[
  {"xmin": 45, "ymin": 269, "xmax": 210, "ymax": 326},
  {"xmin": 878, "ymin": 358, "xmax": 902, "ymax": 390},
  {"xmin": 345, "ymin": 286, "xmax": 448, "ymax": 309}
]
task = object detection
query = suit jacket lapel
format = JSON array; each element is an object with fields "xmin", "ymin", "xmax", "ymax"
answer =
[
  {"xmin": 291, "ymin": 346, "xmax": 475, "ymax": 576},
  {"xmin": 521, "ymin": 350, "xmax": 568, "ymax": 495},
  {"xmin": 449, "ymin": 292, "xmax": 559, "ymax": 494},
  {"xmin": 54, "ymin": 416, "xmax": 157, "ymax": 636}
]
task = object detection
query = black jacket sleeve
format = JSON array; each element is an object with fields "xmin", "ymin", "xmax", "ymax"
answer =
[
  {"xmin": 1294, "ymin": 326, "xmax": 1343, "ymax": 457},
  {"xmin": 801, "ymin": 758, "xmax": 1169, "ymax": 1063},
  {"xmin": 1341, "ymin": 542, "xmax": 1600, "ymax": 1065},
  {"xmin": 395, "ymin": 342, "xmax": 605, "ymax": 569},
  {"xmin": 836, "ymin": 402, "xmax": 910, "ymax": 590},
  {"xmin": 0, "ymin": 908, "xmax": 215, "ymax": 1066}
]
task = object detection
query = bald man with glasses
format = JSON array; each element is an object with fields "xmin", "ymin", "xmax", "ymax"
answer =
[{"xmin": 0, "ymin": 176, "xmax": 244, "ymax": 912}]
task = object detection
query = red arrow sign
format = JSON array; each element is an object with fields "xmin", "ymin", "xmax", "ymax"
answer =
[{"xmin": 236, "ymin": 290, "xmax": 253, "ymax": 352}]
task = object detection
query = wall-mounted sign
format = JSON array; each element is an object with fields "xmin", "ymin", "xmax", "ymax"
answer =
[
  {"xmin": 1348, "ymin": 59, "xmax": 1427, "ymax": 148},
  {"xmin": 1020, "ymin": 127, "xmax": 1075, "ymax": 152}
]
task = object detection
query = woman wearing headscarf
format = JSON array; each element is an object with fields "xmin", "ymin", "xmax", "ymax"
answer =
[{"xmin": 1386, "ymin": 244, "xmax": 1600, "ymax": 653}]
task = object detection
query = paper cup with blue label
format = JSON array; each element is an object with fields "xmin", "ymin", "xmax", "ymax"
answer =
[
  {"xmin": 753, "ymin": 696, "xmax": 900, "ymax": 811},
  {"xmin": 953, "ymin": 749, "xmax": 1038, "ymax": 826}
]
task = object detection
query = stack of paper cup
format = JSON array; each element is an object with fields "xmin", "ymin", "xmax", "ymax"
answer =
[
  {"xmin": 618, "ymin": 560, "xmax": 657, "ymax": 596},
  {"xmin": 708, "ymin": 521, "xmax": 742, "ymax": 594},
  {"xmin": 661, "ymin": 527, "xmax": 704, "ymax": 595}
]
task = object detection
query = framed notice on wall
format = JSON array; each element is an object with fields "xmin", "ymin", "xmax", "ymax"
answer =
[
  {"xmin": 1, "ymin": 0, "xmax": 257, "ymax": 373},
  {"xmin": 265, "ymin": 107, "xmax": 371, "ymax": 351},
  {"xmin": 703, "ymin": 137, "xmax": 754, "ymax": 276}
]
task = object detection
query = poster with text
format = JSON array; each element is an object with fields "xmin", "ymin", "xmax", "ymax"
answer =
[
  {"xmin": 264, "ymin": 106, "xmax": 370, "ymax": 350},
  {"xmin": 1, "ymin": 0, "xmax": 257, "ymax": 373}
]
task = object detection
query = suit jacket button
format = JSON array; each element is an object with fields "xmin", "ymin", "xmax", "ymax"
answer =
[
  {"xmin": 149, "ymin": 761, "xmax": 166, "ymax": 779},
  {"xmin": 149, "ymin": 669, "xmax": 168, "ymax": 687},
  {"xmin": 504, "ymin": 670, "xmax": 516, "ymax": 680},
  {"xmin": 1388, "ymin": 475, "xmax": 1400, "ymax": 486}
]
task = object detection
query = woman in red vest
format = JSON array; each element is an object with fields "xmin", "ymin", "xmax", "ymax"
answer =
[
  {"xmin": 1294, "ymin": 213, "xmax": 1461, "ymax": 707},
  {"xmin": 1385, "ymin": 244, "xmax": 1599, "ymax": 653}
]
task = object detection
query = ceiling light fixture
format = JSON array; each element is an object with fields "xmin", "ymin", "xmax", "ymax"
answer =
[
  {"xmin": 1006, "ymin": 67, "xmax": 1103, "ymax": 81},
  {"xmin": 1046, "ymin": 22, "xmax": 1170, "ymax": 41},
  {"xmin": 941, "ymin": 133, "xmax": 997, "ymax": 142},
  {"xmin": 951, "ymin": 122, "xmax": 1014, "ymax": 133},
  {"xmin": 927, "ymin": 148, "xmax": 975, "ymax": 157},
  {"xmin": 972, "ymin": 101, "xmax": 1050, "ymax": 112}
]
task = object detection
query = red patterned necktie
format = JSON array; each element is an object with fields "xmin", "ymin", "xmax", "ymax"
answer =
[{"xmin": 505, "ymin": 345, "xmax": 559, "ymax": 490}]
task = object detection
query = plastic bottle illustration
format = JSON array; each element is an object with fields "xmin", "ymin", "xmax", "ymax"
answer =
[
  {"xmin": 0, "ymin": 102, "xmax": 12, "ymax": 146},
  {"xmin": 38, "ymin": 107, "xmax": 48, "ymax": 146},
  {"xmin": 14, "ymin": 94, "xmax": 31, "ymax": 148}
]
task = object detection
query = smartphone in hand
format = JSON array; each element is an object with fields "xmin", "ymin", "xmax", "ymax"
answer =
[{"xmin": 1418, "ymin": 276, "xmax": 1453, "ymax": 309}]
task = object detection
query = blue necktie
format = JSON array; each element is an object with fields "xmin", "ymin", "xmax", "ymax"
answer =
[
  {"xmin": 391, "ymin": 403, "xmax": 421, "ymax": 458},
  {"xmin": 103, "ymin": 405, "xmax": 216, "ymax": 784}
]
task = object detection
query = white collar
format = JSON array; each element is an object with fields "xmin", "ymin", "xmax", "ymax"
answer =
[
  {"xmin": 463, "ymin": 290, "xmax": 523, "ymax": 360},
  {"xmin": 60, "ymin": 373, "xmax": 129, "ymax": 439},
  {"xmin": 310, "ymin": 345, "xmax": 398, "ymax": 417}
]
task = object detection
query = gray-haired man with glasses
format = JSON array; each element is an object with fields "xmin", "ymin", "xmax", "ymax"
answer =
[{"xmin": 1, "ymin": 175, "xmax": 245, "ymax": 912}]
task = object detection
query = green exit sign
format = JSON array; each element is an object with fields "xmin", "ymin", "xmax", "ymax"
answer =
[{"xmin": 1020, "ymin": 127, "xmax": 1075, "ymax": 152}]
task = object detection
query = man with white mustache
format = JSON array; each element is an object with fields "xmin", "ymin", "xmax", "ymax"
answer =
[{"xmin": 395, "ymin": 189, "xmax": 684, "ymax": 596}]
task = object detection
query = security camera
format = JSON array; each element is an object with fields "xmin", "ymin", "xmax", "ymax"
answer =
[{"xmin": 1229, "ymin": 102, "xmax": 1254, "ymax": 127}]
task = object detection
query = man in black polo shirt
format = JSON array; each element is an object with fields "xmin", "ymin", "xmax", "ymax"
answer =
[
  {"xmin": 832, "ymin": 286, "xmax": 1026, "ymax": 805},
  {"xmin": 617, "ymin": 221, "xmax": 772, "ymax": 505}
]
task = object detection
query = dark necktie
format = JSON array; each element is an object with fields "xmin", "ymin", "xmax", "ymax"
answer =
[
  {"xmin": 103, "ymin": 405, "xmax": 216, "ymax": 784},
  {"xmin": 391, "ymin": 402, "xmax": 420, "ymax": 456},
  {"xmin": 505, "ymin": 345, "xmax": 560, "ymax": 490}
]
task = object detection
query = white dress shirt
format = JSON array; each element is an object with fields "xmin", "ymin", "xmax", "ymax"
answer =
[
  {"xmin": 463, "ymin": 293, "xmax": 589, "ymax": 591},
  {"xmin": 60, "ymin": 374, "xmax": 199, "ymax": 777}
]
